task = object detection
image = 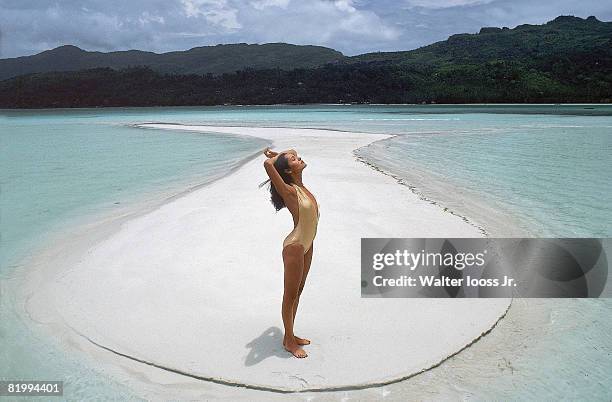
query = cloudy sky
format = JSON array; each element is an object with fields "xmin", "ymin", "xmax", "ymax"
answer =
[{"xmin": 1, "ymin": 0, "xmax": 611, "ymax": 58}]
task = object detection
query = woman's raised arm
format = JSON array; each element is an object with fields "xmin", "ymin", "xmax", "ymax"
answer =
[
  {"xmin": 264, "ymin": 147, "xmax": 297, "ymax": 158},
  {"xmin": 263, "ymin": 149, "xmax": 293, "ymax": 199}
]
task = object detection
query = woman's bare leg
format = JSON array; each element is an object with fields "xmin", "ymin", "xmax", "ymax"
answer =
[
  {"xmin": 281, "ymin": 243, "xmax": 307, "ymax": 358},
  {"xmin": 293, "ymin": 243, "xmax": 313, "ymax": 345}
]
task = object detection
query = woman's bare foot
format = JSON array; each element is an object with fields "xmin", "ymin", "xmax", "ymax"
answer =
[
  {"xmin": 294, "ymin": 335, "xmax": 311, "ymax": 345},
  {"xmin": 283, "ymin": 338, "xmax": 308, "ymax": 358}
]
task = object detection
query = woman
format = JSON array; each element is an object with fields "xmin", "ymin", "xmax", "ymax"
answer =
[{"xmin": 262, "ymin": 147, "xmax": 320, "ymax": 358}]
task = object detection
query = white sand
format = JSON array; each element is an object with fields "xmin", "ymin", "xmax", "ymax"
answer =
[{"xmin": 17, "ymin": 125, "xmax": 511, "ymax": 394}]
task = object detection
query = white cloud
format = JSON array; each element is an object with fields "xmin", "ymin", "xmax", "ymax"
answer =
[
  {"xmin": 403, "ymin": 0, "xmax": 496, "ymax": 9},
  {"xmin": 333, "ymin": 0, "xmax": 357, "ymax": 13},
  {"xmin": 180, "ymin": 0, "xmax": 241, "ymax": 30},
  {"xmin": 138, "ymin": 11, "xmax": 165, "ymax": 26},
  {"xmin": 337, "ymin": 8, "xmax": 398, "ymax": 39},
  {"xmin": 241, "ymin": 0, "xmax": 400, "ymax": 50},
  {"xmin": 250, "ymin": 0, "xmax": 290, "ymax": 10}
]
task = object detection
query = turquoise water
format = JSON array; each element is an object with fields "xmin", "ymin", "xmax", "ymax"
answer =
[
  {"xmin": 1, "ymin": 105, "xmax": 611, "ymax": 400},
  {"xmin": 354, "ymin": 113, "xmax": 612, "ymax": 237},
  {"xmin": 1, "ymin": 114, "xmax": 270, "ymax": 267}
]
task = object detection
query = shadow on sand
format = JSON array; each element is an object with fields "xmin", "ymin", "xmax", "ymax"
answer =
[{"xmin": 245, "ymin": 326, "xmax": 292, "ymax": 366}]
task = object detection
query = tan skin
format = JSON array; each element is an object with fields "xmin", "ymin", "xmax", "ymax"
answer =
[{"xmin": 263, "ymin": 147, "xmax": 318, "ymax": 358}]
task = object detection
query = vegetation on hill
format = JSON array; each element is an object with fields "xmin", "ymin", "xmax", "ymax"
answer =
[
  {"xmin": 0, "ymin": 43, "xmax": 345, "ymax": 81},
  {"xmin": 1, "ymin": 15, "xmax": 610, "ymax": 107}
]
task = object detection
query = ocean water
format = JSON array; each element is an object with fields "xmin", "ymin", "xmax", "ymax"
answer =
[
  {"xmin": 1, "ymin": 105, "xmax": 611, "ymax": 400},
  {"xmin": 353, "ymin": 112, "xmax": 612, "ymax": 237}
]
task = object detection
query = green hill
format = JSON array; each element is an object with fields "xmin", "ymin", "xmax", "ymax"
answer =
[
  {"xmin": 1, "ymin": 15, "xmax": 610, "ymax": 107},
  {"xmin": 0, "ymin": 42, "xmax": 345, "ymax": 81},
  {"xmin": 343, "ymin": 15, "xmax": 610, "ymax": 67},
  {"xmin": 331, "ymin": 15, "xmax": 612, "ymax": 102}
]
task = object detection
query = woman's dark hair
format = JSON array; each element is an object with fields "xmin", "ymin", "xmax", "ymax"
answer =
[{"xmin": 266, "ymin": 153, "xmax": 294, "ymax": 211}]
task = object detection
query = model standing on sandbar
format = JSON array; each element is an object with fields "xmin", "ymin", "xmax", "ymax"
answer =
[{"xmin": 262, "ymin": 147, "xmax": 320, "ymax": 358}]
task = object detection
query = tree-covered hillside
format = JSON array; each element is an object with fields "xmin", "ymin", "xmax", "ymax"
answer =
[
  {"xmin": 1, "ymin": 15, "xmax": 610, "ymax": 107},
  {"xmin": 0, "ymin": 43, "xmax": 345, "ymax": 81}
]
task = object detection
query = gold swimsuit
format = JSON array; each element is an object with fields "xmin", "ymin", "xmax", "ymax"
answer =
[{"xmin": 283, "ymin": 183, "xmax": 320, "ymax": 254}]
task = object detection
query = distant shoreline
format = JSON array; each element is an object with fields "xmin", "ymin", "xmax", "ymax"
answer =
[{"xmin": 2, "ymin": 102, "xmax": 611, "ymax": 112}]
